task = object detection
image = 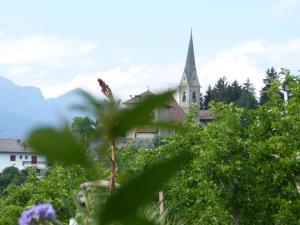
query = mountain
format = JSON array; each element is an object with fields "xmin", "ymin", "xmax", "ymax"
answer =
[{"xmin": 0, "ymin": 76, "xmax": 88, "ymax": 138}]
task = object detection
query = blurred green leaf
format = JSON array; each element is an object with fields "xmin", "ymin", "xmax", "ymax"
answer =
[
  {"xmin": 114, "ymin": 90, "xmax": 174, "ymax": 136},
  {"xmin": 28, "ymin": 128, "xmax": 88, "ymax": 166},
  {"xmin": 122, "ymin": 215, "xmax": 158, "ymax": 225},
  {"xmin": 98, "ymin": 151, "xmax": 192, "ymax": 225},
  {"xmin": 71, "ymin": 89, "xmax": 104, "ymax": 115}
]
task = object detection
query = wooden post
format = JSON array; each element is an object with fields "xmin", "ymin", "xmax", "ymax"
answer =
[
  {"xmin": 109, "ymin": 141, "xmax": 117, "ymax": 191},
  {"xmin": 159, "ymin": 191, "xmax": 164, "ymax": 215}
]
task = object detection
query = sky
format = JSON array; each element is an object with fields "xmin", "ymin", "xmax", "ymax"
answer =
[{"xmin": 0, "ymin": 0, "xmax": 299, "ymax": 100}]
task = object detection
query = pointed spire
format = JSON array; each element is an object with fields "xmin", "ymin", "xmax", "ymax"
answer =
[{"xmin": 184, "ymin": 29, "xmax": 197, "ymax": 83}]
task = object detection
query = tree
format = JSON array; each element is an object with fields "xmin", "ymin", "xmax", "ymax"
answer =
[
  {"xmin": 122, "ymin": 71, "xmax": 300, "ymax": 224},
  {"xmin": 211, "ymin": 76, "xmax": 230, "ymax": 103},
  {"xmin": 71, "ymin": 116, "xmax": 96, "ymax": 141},
  {"xmin": 236, "ymin": 78, "xmax": 257, "ymax": 109},
  {"xmin": 228, "ymin": 80, "xmax": 243, "ymax": 103},
  {"xmin": 0, "ymin": 164, "xmax": 87, "ymax": 224},
  {"xmin": 259, "ymin": 67, "xmax": 283, "ymax": 104},
  {"xmin": 203, "ymin": 77, "xmax": 257, "ymax": 109},
  {"xmin": 0, "ymin": 166, "xmax": 27, "ymax": 195},
  {"xmin": 27, "ymin": 78, "xmax": 187, "ymax": 225},
  {"xmin": 203, "ymin": 84, "xmax": 212, "ymax": 109}
]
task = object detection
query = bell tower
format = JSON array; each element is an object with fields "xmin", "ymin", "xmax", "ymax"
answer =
[{"xmin": 179, "ymin": 31, "xmax": 201, "ymax": 113}]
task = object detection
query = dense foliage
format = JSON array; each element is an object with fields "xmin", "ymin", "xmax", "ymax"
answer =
[
  {"xmin": 0, "ymin": 166, "xmax": 28, "ymax": 195},
  {"xmin": 3, "ymin": 70, "xmax": 300, "ymax": 224},
  {"xmin": 120, "ymin": 70, "xmax": 300, "ymax": 224},
  {"xmin": 25, "ymin": 80, "xmax": 190, "ymax": 225},
  {"xmin": 0, "ymin": 165, "xmax": 87, "ymax": 225}
]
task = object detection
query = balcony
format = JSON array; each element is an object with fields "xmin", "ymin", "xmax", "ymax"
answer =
[{"xmin": 22, "ymin": 161, "xmax": 47, "ymax": 168}]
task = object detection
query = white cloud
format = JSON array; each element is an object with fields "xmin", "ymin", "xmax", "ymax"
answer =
[
  {"xmin": 41, "ymin": 64, "xmax": 182, "ymax": 101},
  {"xmin": 38, "ymin": 38, "xmax": 300, "ymax": 101},
  {"xmin": 3, "ymin": 35, "xmax": 300, "ymax": 101},
  {"xmin": 198, "ymin": 38, "xmax": 300, "ymax": 95},
  {"xmin": 0, "ymin": 34, "xmax": 95, "ymax": 65}
]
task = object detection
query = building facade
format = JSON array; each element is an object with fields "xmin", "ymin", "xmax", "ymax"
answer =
[
  {"xmin": 0, "ymin": 139, "xmax": 46, "ymax": 172},
  {"xmin": 123, "ymin": 90, "xmax": 185, "ymax": 140}
]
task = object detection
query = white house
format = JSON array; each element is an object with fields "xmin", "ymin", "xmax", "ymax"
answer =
[{"xmin": 0, "ymin": 139, "xmax": 47, "ymax": 172}]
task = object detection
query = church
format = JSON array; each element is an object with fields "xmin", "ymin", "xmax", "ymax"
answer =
[{"xmin": 122, "ymin": 32, "xmax": 213, "ymax": 140}]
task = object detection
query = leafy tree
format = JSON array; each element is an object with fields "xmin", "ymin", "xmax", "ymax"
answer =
[
  {"xmin": 0, "ymin": 164, "xmax": 87, "ymax": 224},
  {"xmin": 71, "ymin": 116, "xmax": 96, "ymax": 142},
  {"xmin": 122, "ymin": 70, "xmax": 300, "ymax": 224},
  {"xmin": 26, "ymin": 78, "xmax": 190, "ymax": 225},
  {"xmin": 0, "ymin": 166, "xmax": 28, "ymax": 195}
]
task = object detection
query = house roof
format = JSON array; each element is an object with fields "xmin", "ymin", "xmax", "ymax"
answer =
[
  {"xmin": 168, "ymin": 98, "xmax": 185, "ymax": 122},
  {"xmin": 136, "ymin": 127, "xmax": 158, "ymax": 133},
  {"xmin": 0, "ymin": 139, "xmax": 34, "ymax": 153},
  {"xmin": 199, "ymin": 110, "xmax": 214, "ymax": 121}
]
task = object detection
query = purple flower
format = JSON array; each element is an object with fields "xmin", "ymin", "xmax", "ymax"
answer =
[
  {"xmin": 34, "ymin": 204, "xmax": 56, "ymax": 219},
  {"xmin": 19, "ymin": 203, "xmax": 56, "ymax": 225}
]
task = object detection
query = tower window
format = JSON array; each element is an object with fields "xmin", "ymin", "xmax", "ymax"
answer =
[
  {"xmin": 192, "ymin": 92, "xmax": 196, "ymax": 102},
  {"xmin": 182, "ymin": 92, "xmax": 186, "ymax": 102}
]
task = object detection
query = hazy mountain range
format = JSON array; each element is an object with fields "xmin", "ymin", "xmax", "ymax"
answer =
[{"xmin": 0, "ymin": 76, "xmax": 88, "ymax": 138}]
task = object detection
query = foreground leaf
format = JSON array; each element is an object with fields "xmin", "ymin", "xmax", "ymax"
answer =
[
  {"xmin": 98, "ymin": 152, "xmax": 192, "ymax": 225},
  {"xmin": 28, "ymin": 127, "xmax": 88, "ymax": 166},
  {"xmin": 114, "ymin": 90, "xmax": 174, "ymax": 136},
  {"xmin": 122, "ymin": 215, "xmax": 158, "ymax": 225}
]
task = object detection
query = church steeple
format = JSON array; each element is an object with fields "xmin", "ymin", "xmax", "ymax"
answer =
[
  {"xmin": 178, "ymin": 31, "xmax": 201, "ymax": 113},
  {"xmin": 184, "ymin": 30, "xmax": 197, "ymax": 84}
]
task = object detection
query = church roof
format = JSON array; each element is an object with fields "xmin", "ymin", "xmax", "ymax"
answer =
[
  {"xmin": 123, "ymin": 90, "xmax": 154, "ymax": 105},
  {"xmin": 183, "ymin": 31, "xmax": 198, "ymax": 86},
  {"xmin": 123, "ymin": 90, "xmax": 185, "ymax": 123}
]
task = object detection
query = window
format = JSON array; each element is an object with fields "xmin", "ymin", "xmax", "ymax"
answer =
[
  {"xmin": 25, "ymin": 155, "xmax": 28, "ymax": 159},
  {"xmin": 192, "ymin": 92, "xmax": 196, "ymax": 102},
  {"xmin": 10, "ymin": 155, "xmax": 16, "ymax": 161},
  {"xmin": 182, "ymin": 92, "xmax": 186, "ymax": 102},
  {"xmin": 19, "ymin": 155, "xmax": 22, "ymax": 159}
]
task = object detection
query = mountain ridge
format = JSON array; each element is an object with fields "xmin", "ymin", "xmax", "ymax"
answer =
[{"xmin": 0, "ymin": 76, "xmax": 87, "ymax": 138}]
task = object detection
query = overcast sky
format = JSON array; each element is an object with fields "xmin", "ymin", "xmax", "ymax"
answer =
[{"xmin": 0, "ymin": 0, "xmax": 299, "ymax": 100}]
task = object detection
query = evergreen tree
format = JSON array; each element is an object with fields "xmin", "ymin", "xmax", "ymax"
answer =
[
  {"xmin": 237, "ymin": 78, "xmax": 257, "ymax": 109},
  {"xmin": 259, "ymin": 67, "xmax": 282, "ymax": 104},
  {"xmin": 203, "ymin": 84, "xmax": 212, "ymax": 109},
  {"xmin": 211, "ymin": 76, "xmax": 229, "ymax": 103},
  {"xmin": 203, "ymin": 77, "xmax": 257, "ymax": 109},
  {"xmin": 228, "ymin": 80, "xmax": 243, "ymax": 103}
]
